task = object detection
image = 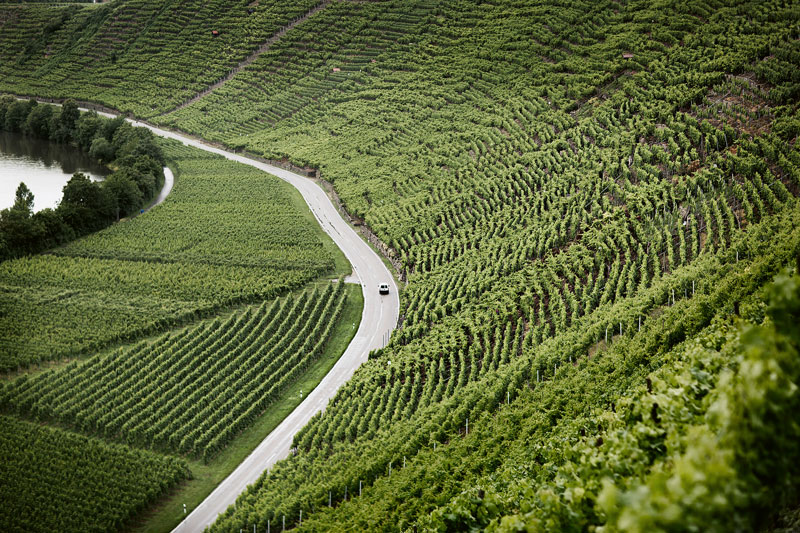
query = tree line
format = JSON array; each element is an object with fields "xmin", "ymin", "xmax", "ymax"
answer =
[{"xmin": 0, "ymin": 97, "xmax": 165, "ymax": 261}]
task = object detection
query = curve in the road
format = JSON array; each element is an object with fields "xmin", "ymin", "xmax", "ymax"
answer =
[
  {"xmin": 143, "ymin": 166, "xmax": 174, "ymax": 213},
  {"xmin": 30, "ymin": 98, "xmax": 399, "ymax": 529},
  {"xmin": 18, "ymin": 97, "xmax": 399, "ymax": 527},
  {"xmin": 95, "ymin": 115, "xmax": 399, "ymax": 530}
]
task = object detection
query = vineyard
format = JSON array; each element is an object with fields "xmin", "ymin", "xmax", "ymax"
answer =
[
  {"xmin": 0, "ymin": 0, "xmax": 323, "ymax": 117},
  {"xmin": 0, "ymin": 415, "xmax": 189, "ymax": 533},
  {"xmin": 1, "ymin": 282, "xmax": 348, "ymax": 462},
  {"xmin": 0, "ymin": 138, "xmax": 343, "ymax": 371},
  {"xmin": 1, "ymin": 0, "xmax": 800, "ymax": 531}
]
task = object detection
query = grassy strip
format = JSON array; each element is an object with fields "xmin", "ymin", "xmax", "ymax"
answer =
[{"xmin": 126, "ymin": 282, "xmax": 363, "ymax": 533}]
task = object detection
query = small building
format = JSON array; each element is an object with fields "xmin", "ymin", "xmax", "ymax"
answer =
[
  {"xmin": 622, "ymin": 52, "xmax": 634, "ymax": 59},
  {"xmin": 211, "ymin": 30, "xmax": 220, "ymax": 37},
  {"xmin": 332, "ymin": 67, "xmax": 341, "ymax": 72}
]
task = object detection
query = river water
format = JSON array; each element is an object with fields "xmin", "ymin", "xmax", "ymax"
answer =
[{"xmin": 0, "ymin": 130, "xmax": 109, "ymax": 212}]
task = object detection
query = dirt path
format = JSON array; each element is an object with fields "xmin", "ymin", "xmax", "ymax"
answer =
[{"xmin": 161, "ymin": 0, "xmax": 331, "ymax": 116}]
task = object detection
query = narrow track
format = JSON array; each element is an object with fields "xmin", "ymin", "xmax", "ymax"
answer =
[{"xmin": 162, "ymin": 0, "xmax": 331, "ymax": 117}]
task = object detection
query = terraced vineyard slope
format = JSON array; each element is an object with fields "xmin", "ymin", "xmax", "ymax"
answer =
[
  {"xmin": 1, "ymin": 282, "xmax": 347, "ymax": 462},
  {"xmin": 0, "ymin": 0, "xmax": 324, "ymax": 117},
  {"xmin": 0, "ymin": 415, "xmax": 189, "ymax": 533},
  {"xmin": 1, "ymin": 0, "xmax": 799, "ymax": 531}
]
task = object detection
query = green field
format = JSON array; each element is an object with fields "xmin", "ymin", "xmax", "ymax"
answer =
[
  {"xmin": 0, "ymin": 139, "xmax": 344, "ymax": 371},
  {"xmin": 1, "ymin": 0, "xmax": 800, "ymax": 531},
  {"xmin": 2, "ymin": 282, "xmax": 348, "ymax": 461},
  {"xmin": 0, "ymin": 415, "xmax": 189, "ymax": 533},
  {"xmin": 0, "ymin": 100, "xmax": 358, "ymax": 532}
]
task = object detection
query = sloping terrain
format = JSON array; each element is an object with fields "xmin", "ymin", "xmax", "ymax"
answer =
[{"xmin": 1, "ymin": 0, "xmax": 799, "ymax": 531}]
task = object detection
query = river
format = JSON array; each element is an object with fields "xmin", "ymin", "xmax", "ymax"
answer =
[{"xmin": 0, "ymin": 130, "xmax": 109, "ymax": 212}]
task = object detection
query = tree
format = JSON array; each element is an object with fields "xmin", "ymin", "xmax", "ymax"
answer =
[
  {"xmin": 75, "ymin": 112, "xmax": 103, "ymax": 150},
  {"xmin": 89, "ymin": 136, "xmax": 115, "ymax": 164},
  {"xmin": 4, "ymin": 100, "xmax": 34, "ymax": 132},
  {"xmin": 13, "ymin": 182, "xmax": 35, "ymax": 213},
  {"xmin": 0, "ymin": 183, "xmax": 44, "ymax": 260},
  {"xmin": 25, "ymin": 104, "xmax": 54, "ymax": 138},
  {"xmin": 59, "ymin": 99, "xmax": 80, "ymax": 133},
  {"xmin": 59, "ymin": 173, "xmax": 115, "ymax": 233},
  {"xmin": 105, "ymin": 171, "xmax": 144, "ymax": 217}
]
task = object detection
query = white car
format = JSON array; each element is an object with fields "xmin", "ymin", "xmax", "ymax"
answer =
[{"xmin": 379, "ymin": 282, "xmax": 390, "ymax": 295}]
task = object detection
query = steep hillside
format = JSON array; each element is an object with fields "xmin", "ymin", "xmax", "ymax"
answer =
[
  {"xmin": 0, "ymin": 0, "xmax": 323, "ymax": 117},
  {"xmin": 1, "ymin": 0, "xmax": 799, "ymax": 531}
]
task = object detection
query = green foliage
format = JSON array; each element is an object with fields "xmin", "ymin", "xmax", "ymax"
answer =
[
  {"xmin": 0, "ymin": 0, "xmax": 322, "ymax": 117},
  {"xmin": 1, "ymin": 283, "xmax": 348, "ymax": 461},
  {"xmin": 0, "ymin": 99, "xmax": 166, "ymax": 260},
  {"xmin": 0, "ymin": 414, "xmax": 189, "ymax": 533},
  {"xmin": 0, "ymin": 140, "xmax": 338, "ymax": 371},
  {"xmin": 1, "ymin": 0, "xmax": 799, "ymax": 530}
]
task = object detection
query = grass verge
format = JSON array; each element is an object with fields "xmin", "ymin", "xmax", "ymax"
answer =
[{"xmin": 126, "ymin": 282, "xmax": 363, "ymax": 533}]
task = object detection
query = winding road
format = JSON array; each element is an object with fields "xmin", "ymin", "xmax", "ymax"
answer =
[
  {"xmin": 144, "ymin": 166, "xmax": 174, "ymax": 213},
  {"xmin": 37, "ymin": 100, "xmax": 399, "ymax": 529},
  {"xmin": 121, "ymin": 120, "xmax": 400, "ymax": 531}
]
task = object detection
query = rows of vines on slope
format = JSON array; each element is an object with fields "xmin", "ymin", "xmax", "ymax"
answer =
[
  {"xmin": 0, "ymin": 0, "xmax": 322, "ymax": 117},
  {"xmin": 1, "ymin": 282, "xmax": 346, "ymax": 462},
  {"xmin": 0, "ymin": 140, "xmax": 338, "ymax": 371},
  {"xmin": 0, "ymin": 0, "xmax": 798, "ymax": 530},
  {"xmin": 172, "ymin": 0, "xmax": 800, "ymax": 530},
  {"xmin": 212, "ymin": 205, "xmax": 800, "ymax": 533},
  {"xmin": 0, "ymin": 415, "xmax": 189, "ymax": 533}
]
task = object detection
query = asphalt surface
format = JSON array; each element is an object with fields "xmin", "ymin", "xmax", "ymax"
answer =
[
  {"xmin": 21, "ymin": 97, "xmax": 399, "ymax": 529},
  {"xmin": 111, "ymin": 122, "xmax": 401, "ymax": 531},
  {"xmin": 144, "ymin": 166, "xmax": 174, "ymax": 213}
]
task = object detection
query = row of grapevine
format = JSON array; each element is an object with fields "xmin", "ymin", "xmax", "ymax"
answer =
[
  {"xmin": 147, "ymin": 0, "xmax": 800, "ymax": 529},
  {"xmin": 2, "ymin": 0, "xmax": 799, "ymax": 529},
  {"xmin": 0, "ymin": 415, "xmax": 189, "ymax": 533},
  {"xmin": 1, "ymin": 282, "xmax": 347, "ymax": 461},
  {"xmin": 0, "ymin": 0, "xmax": 323, "ymax": 117},
  {"xmin": 213, "ymin": 208, "xmax": 800, "ymax": 532}
]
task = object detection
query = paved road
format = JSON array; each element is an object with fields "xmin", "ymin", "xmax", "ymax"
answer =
[
  {"xmin": 112, "ymin": 122, "xmax": 400, "ymax": 531},
  {"xmin": 37, "ymin": 101, "xmax": 398, "ymax": 529},
  {"xmin": 144, "ymin": 166, "xmax": 174, "ymax": 213}
]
